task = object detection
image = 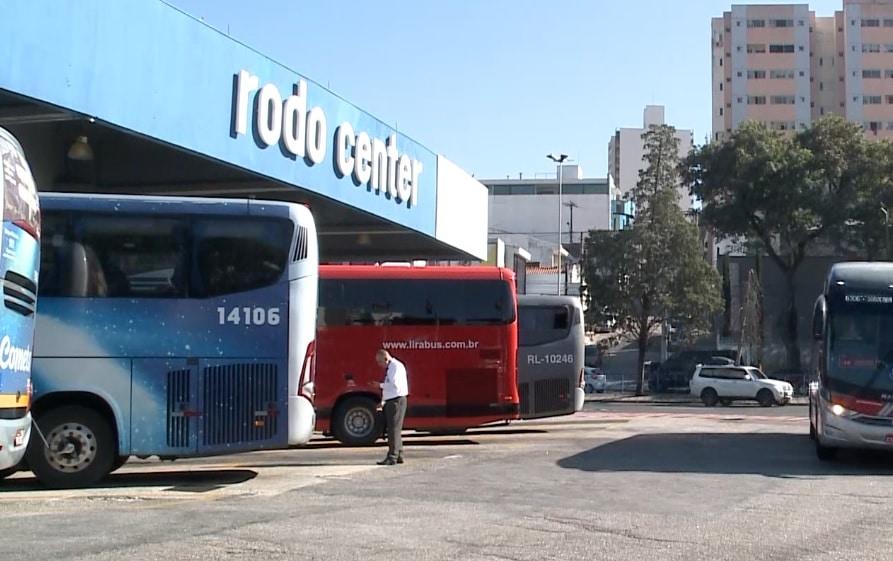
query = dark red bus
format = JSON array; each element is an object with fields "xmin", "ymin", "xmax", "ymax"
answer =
[{"xmin": 315, "ymin": 264, "xmax": 520, "ymax": 445}]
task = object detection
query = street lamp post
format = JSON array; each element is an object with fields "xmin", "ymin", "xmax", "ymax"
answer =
[
  {"xmin": 547, "ymin": 153, "xmax": 569, "ymax": 295},
  {"xmin": 882, "ymin": 204, "xmax": 890, "ymax": 260}
]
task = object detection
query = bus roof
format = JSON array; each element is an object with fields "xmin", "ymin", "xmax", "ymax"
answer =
[
  {"xmin": 39, "ymin": 191, "xmax": 302, "ymax": 217},
  {"xmin": 826, "ymin": 261, "xmax": 893, "ymax": 293},
  {"xmin": 320, "ymin": 264, "xmax": 515, "ymax": 281},
  {"xmin": 518, "ymin": 294, "xmax": 582, "ymax": 308}
]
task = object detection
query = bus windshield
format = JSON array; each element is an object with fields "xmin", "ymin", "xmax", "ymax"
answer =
[{"xmin": 826, "ymin": 306, "xmax": 893, "ymax": 397}]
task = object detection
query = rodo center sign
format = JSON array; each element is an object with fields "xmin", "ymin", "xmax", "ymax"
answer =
[{"xmin": 232, "ymin": 70, "xmax": 422, "ymax": 208}]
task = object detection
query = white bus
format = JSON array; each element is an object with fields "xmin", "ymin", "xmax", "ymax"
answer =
[
  {"xmin": 16, "ymin": 192, "xmax": 318, "ymax": 488},
  {"xmin": 0, "ymin": 127, "xmax": 40, "ymax": 477},
  {"xmin": 517, "ymin": 294, "xmax": 586, "ymax": 419}
]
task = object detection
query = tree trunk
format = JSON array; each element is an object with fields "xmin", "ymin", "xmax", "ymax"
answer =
[
  {"xmin": 635, "ymin": 323, "xmax": 649, "ymax": 396},
  {"xmin": 783, "ymin": 270, "xmax": 802, "ymax": 371}
]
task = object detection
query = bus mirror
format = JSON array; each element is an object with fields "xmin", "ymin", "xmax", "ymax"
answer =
[{"xmin": 812, "ymin": 295, "xmax": 826, "ymax": 340}]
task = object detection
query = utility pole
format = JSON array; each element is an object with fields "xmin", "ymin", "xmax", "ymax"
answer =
[{"xmin": 563, "ymin": 200, "xmax": 577, "ymax": 245}]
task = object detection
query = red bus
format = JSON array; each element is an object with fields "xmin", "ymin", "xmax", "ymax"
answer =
[{"xmin": 315, "ymin": 264, "xmax": 520, "ymax": 445}]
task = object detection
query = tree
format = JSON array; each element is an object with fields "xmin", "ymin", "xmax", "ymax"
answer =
[
  {"xmin": 828, "ymin": 137, "xmax": 893, "ymax": 260},
  {"xmin": 681, "ymin": 116, "xmax": 874, "ymax": 370},
  {"xmin": 584, "ymin": 125, "xmax": 723, "ymax": 395}
]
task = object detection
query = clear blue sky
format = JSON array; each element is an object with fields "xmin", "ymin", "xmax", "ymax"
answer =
[{"xmin": 168, "ymin": 0, "xmax": 842, "ymax": 180}]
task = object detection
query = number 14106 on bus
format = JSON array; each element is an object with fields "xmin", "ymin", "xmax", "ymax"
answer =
[
  {"xmin": 217, "ymin": 306, "xmax": 281, "ymax": 326},
  {"xmin": 527, "ymin": 353, "xmax": 575, "ymax": 365}
]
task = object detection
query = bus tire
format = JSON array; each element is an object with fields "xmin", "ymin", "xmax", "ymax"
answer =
[
  {"xmin": 0, "ymin": 466, "xmax": 18, "ymax": 480},
  {"xmin": 26, "ymin": 405, "xmax": 116, "ymax": 489},
  {"xmin": 815, "ymin": 439, "xmax": 838, "ymax": 461},
  {"xmin": 109, "ymin": 455, "xmax": 130, "ymax": 474},
  {"xmin": 332, "ymin": 396, "xmax": 383, "ymax": 447}
]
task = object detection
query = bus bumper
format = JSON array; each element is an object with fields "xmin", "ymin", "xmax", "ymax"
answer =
[
  {"xmin": 0, "ymin": 413, "xmax": 31, "ymax": 471},
  {"xmin": 573, "ymin": 387, "xmax": 585, "ymax": 413},
  {"xmin": 288, "ymin": 396, "xmax": 316, "ymax": 446},
  {"xmin": 819, "ymin": 408, "xmax": 893, "ymax": 451}
]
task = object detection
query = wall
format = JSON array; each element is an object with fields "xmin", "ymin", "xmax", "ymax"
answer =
[
  {"xmin": 488, "ymin": 192, "xmax": 613, "ymax": 245},
  {"xmin": 724, "ymin": 253, "xmax": 838, "ymax": 372}
]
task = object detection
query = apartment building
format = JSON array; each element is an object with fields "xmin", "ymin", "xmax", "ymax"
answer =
[
  {"xmin": 712, "ymin": 0, "xmax": 893, "ymax": 140},
  {"xmin": 608, "ymin": 105, "xmax": 695, "ymax": 212}
]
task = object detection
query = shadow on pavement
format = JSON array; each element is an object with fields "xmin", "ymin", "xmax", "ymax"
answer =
[
  {"xmin": 306, "ymin": 437, "xmax": 480, "ymax": 449},
  {"xmin": 556, "ymin": 432, "xmax": 893, "ymax": 477},
  {"xmin": 1, "ymin": 468, "xmax": 257, "ymax": 493}
]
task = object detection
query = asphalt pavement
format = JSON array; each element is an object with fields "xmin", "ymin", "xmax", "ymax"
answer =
[{"xmin": 3, "ymin": 404, "xmax": 892, "ymax": 561}]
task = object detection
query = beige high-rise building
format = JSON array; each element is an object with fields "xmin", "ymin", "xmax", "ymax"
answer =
[{"xmin": 712, "ymin": 0, "xmax": 893, "ymax": 141}]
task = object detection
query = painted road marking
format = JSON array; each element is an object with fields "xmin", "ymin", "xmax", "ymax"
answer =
[{"xmin": 572, "ymin": 411, "xmax": 805, "ymax": 423}]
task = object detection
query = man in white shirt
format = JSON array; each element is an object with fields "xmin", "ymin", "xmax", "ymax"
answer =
[{"xmin": 376, "ymin": 349, "xmax": 409, "ymax": 465}]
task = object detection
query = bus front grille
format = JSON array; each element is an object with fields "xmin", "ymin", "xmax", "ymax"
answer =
[
  {"xmin": 3, "ymin": 270, "xmax": 36, "ymax": 316},
  {"xmin": 202, "ymin": 363, "xmax": 280, "ymax": 446}
]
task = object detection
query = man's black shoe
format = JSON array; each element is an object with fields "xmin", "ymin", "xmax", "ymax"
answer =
[
  {"xmin": 377, "ymin": 458, "xmax": 397, "ymax": 465},
  {"xmin": 397, "ymin": 457, "xmax": 404, "ymax": 464}
]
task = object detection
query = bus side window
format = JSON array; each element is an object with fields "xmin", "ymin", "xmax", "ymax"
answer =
[
  {"xmin": 553, "ymin": 307, "xmax": 569, "ymax": 330},
  {"xmin": 192, "ymin": 218, "xmax": 292, "ymax": 297},
  {"xmin": 74, "ymin": 214, "xmax": 187, "ymax": 298}
]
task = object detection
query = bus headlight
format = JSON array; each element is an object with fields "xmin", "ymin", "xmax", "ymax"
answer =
[{"xmin": 831, "ymin": 403, "xmax": 856, "ymax": 417}]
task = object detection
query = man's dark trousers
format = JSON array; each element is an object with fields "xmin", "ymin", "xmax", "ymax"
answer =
[{"xmin": 384, "ymin": 396, "xmax": 407, "ymax": 461}]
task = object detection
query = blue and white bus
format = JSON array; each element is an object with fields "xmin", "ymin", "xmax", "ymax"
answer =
[
  {"xmin": 21, "ymin": 192, "xmax": 318, "ymax": 488},
  {"xmin": 0, "ymin": 128, "xmax": 40, "ymax": 476}
]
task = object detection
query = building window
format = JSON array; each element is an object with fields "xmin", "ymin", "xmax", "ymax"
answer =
[
  {"xmin": 747, "ymin": 19, "xmax": 765, "ymax": 28},
  {"xmin": 863, "ymin": 43, "xmax": 882, "ymax": 53},
  {"xmin": 747, "ymin": 95, "xmax": 767, "ymax": 105},
  {"xmin": 770, "ymin": 19, "xmax": 794, "ymax": 28},
  {"xmin": 863, "ymin": 69, "xmax": 882, "ymax": 78},
  {"xmin": 864, "ymin": 95, "xmax": 883, "ymax": 105},
  {"xmin": 770, "ymin": 69, "xmax": 795, "ymax": 79},
  {"xmin": 886, "ymin": 95, "xmax": 893, "ymax": 104},
  {"xmin": 885, "ymin": 69, "xmax": 893, "ymax": 79},
  {"xmin": 866, "ymin": 121, "xmax": 882, "ymax": 134},
  {"xmin": 770, "ymin": 95, "xmax": 795, "ymax": 105},
  {"xmin": 885, "ymin": 44, "xmax": 893, "ymax": 53},
  {"xmin": 862, "ymin": 18, "xmax": 881, "ymax": 28},
  {"xmin": 747, "ymin": 43, "xmax": 766, "ymax": 53},
  {"xmin": 769, "ymin": 44, "xmax": 796, "ymax": 53},
  {"xmin": 885, "ymin": 19, "xmax": 893, "ymax": 27},
  {"xmin": 747, "ymin": 69, "xmax": 766, "ymax": 79}
]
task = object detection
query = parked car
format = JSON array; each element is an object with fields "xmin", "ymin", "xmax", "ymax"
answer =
[
  {"xmin": 689, "ymin": 364, "xmax": 793, "ymax": 407},
  {"xmin": 649, "ymin": 349, "xmax": 739, "ymax": 393},
  {"xmin": 584, "ymin": 367, "xmax": 606, "ymax": 393}
]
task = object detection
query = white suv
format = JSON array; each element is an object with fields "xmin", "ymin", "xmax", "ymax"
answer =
[{"xmin": 690, "ymin": 364, "xmax": 793, "ymax": 407}]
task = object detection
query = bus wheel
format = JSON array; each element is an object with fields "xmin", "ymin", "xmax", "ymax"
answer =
[
  {"xmin": 26, "ymin": 405, "xmax": 116, "ymax": 489},
  {"xmin": 815, "ymin": 439, "xmax": 838, "ymax": 461},
  {"xmin": 109, "ymin": 455, "xmax": 130, "ymax": 474},
  {"xmin": 332, "ymin": 397, "xmax": 383, "ymax": 447},
  {"xmin": 0, "ymin": 466, "xmax": 18, "ymax": 480}
]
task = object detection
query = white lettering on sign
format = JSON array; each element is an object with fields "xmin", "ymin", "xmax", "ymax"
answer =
[
  {"xmin": 0, "ymin": 335, "xmax": 32, "ymax": 373},
  {"xmin": 845, "ymin": 294, "xmax": 893, "ymax": 304},
  {"xmin": 527, "ymin": 354, "xmax": 575, "ymax": 365},
  {"xmin": 233, "ymin": 69, "xmax": 423, "ymax": 208}
]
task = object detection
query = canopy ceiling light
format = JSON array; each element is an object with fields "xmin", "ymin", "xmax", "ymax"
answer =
[{"xmin": 67, "ymin": 136, "xmax": 94, "ymax": 161}]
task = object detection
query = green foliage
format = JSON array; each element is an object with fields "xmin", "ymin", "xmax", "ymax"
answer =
[
  {"xmin": 584, "ymin": 124, "xmax": 723, "ymax": 395},
  {"xmin": 680, "ymin": 115, "xmax": 890, "ymax": 369}
]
